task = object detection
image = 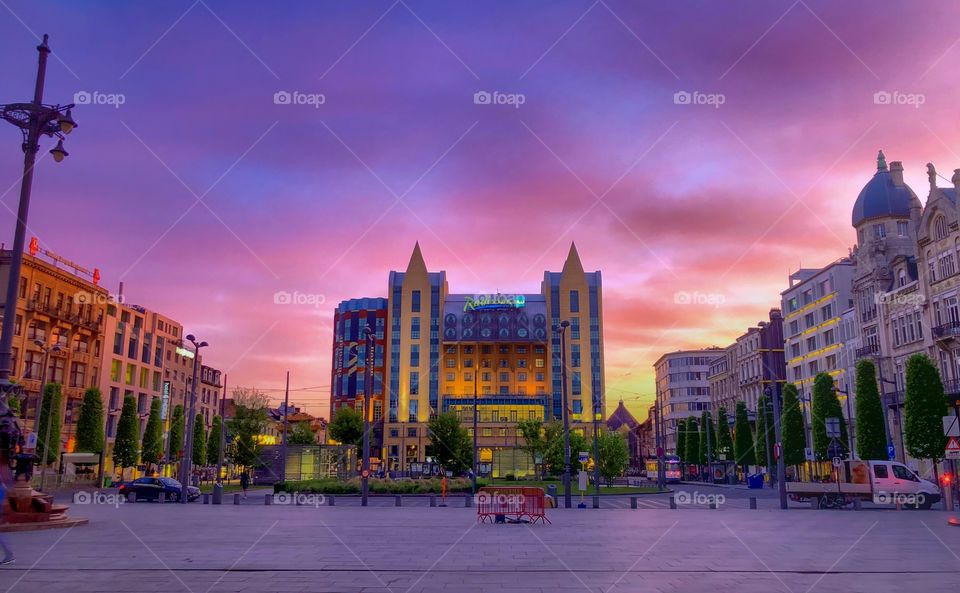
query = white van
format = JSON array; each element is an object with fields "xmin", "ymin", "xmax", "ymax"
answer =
[{"xmin": 786, "ymin": 460, "xmax": 941, "ymax": 509}]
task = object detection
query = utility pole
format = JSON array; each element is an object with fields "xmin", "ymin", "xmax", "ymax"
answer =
[
  {"xmin": 592, "ymin": 395, "xmax": 600, "ymax": 508},
  {"xmin": 769, "ymin": 384, "xmax": 787, "ymax": 509},
  {"xmin": 557, "ymin": 321, "xmax": 571, "ymax": 509},
  {"xmin": 361, "ymin": 326, "xmax": 374, "ymax": 506},
  {"xmin": 213, "ymin": 374, "xmax": 227, "ymax": 504},
  {"xmin": 280, "ymin": 371, "xmax": 289, "ymax": 482},
  {"xmin": 472, "ymin": 347, "xmax": 478, "ymax": 495}
]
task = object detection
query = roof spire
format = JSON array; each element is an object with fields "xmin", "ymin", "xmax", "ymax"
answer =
[
  {"xmin": 405, "ymin": 241, "xmax": 428, "ymax": 277},
  {"xmin": 561, "ymin": 242, "xmax": 585, "ymax": 278},
  {"xmin": 877, "ymin": 150, "xmax": 887, "ymax": 171}
]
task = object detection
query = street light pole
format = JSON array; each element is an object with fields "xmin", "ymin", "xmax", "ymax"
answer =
[
  {"xmin": 556, "ymin": 321, "xmax": 571, "ymax": 509},
  {"xmin": 213, "ymin": 373, "xmax": 227, "ymax": 504},
  {"xmin": 361, "ymin": 326, "xmax": 374, "ymax": 506},
  {"xmin": 768, "ymin": 384, "xmax": 787, "ymax": 509},
  {"xmin": 280, "ymin": 371, "xmax": 290, "ymax": 482},
  {"xmin": 0, "ymin": 35, "xmax": 76, "ymax": 407},
  {"xmin": 179, "ymin": 335, "xmax": 207, "ymax": 503},
  {"xmin": 472, "ymin": 347, "xmax": 478, "ymax": 494}
]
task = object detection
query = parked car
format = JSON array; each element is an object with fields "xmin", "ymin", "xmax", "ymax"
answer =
[{"xmin": 118, "ymin": 477, "xmax": 201, "ymax": 502}]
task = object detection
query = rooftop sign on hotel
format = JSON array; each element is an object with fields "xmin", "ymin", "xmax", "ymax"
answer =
[{"xmin": 463, "ymin": 294, "xmax": 526, "ymax": 312}]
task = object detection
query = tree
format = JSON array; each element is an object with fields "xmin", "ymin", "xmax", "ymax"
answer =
[
  {"xmin": 755, "ymin": 395, "xmax": 770, "ymax": 473},
  {"xmin": 426, "ymin": 411, "xmax": 472, "ymax": 473},
  {"xmin": 75, "ymin": 387, "xmax": 104, "ymax": 454},
  {"xmin": 142, "ymin": 397, "xmax": 165, "ymax": 468},
  {"xmin": 675, "ymin": 417, "xmax": 687, "ymax": 462},
  {"xmin": 686, "ymin": 418, "xmax": 701, "ymax": 468},
  {"xmin": 904, "ymin": 354, "xmax": 948, "ymax": 470},
  {"xmin": 517, "ymin": 419, "xmax": 547, "ymax": 478},
  {"xmin": 288, "ymin": 421, "xmax": 316, "ymax": 445},
  {"xmin": 715, "ymin": 407, "xmax": 733, "ymax": 460},
  {"xmin": 228, "ymin": 388, "xmax": 270, "ymax": 468},
  {"xmin": 811, "ymin": 373, "xmax": 847, "ymax": 461},
  {"xmin": 855, "ymin": 359, "xmax": 888, "ymax": 460},
  {"xmin": 206, "ymin": 416, "xmax": 223, "ymax": 466},
  {"xmin": 595, "ymin": 430, "xmax": 629, "ymax": 483},
  {"xmin": 36, "ymin": 383, "xmax": 62, "ymax": 466},
  {"xmin": 328, "ymin": 406, "xmax": 363, "ymax": 446},
  {"xmin": 699, "ymin": 410, "xmax": 715, "ymax": 466},
  {"xmin": 543, "ymin": 421, "xmax": 588, "ymax": 475},
  {"xmin": 192, "ymin": 413, "xmax": 207, "ymax": 467},
  {"xmin": 780, "ymin": 383, "xmax": 806, "ymax": 467},
  {"xmin": 169, "ymin": 404, "xmax": 185, "ymax": 461},
  {"xmin": 113, "ymin": 394, "xmax": 140, "ymax": 472},
  {"xmin": 733, "ymin": 400, "xmax": 754, "ymax": 473}
]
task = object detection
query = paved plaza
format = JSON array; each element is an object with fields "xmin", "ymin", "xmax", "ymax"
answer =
[{"xmin": 0, "ymin": 496, "xmax": 958, "ymax": 593}]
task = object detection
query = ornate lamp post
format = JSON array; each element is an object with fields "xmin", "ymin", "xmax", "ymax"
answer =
[
  {"xmin": 179, "ymin": 335, "xmax": 207, "ymax": 503},
  {"xmin": 0, "ymin": 34, "xmax": 77, "ymax": 408}
]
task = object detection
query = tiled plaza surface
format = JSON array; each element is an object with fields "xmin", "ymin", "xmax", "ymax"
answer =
[{"xmin": 1, "ymin": 500, "xmax": 958, "ymax": 593}]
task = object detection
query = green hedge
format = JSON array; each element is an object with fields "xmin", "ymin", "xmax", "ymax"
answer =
[{"xmin": 273, "ymin": 477, "xmax": 488, "ymax": 495}]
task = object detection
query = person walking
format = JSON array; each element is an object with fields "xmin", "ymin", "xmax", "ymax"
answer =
[
  {"xmin": 0, "ymin": 464, "xmax": 15, "ymax": 565},
  {"xmin": 239, "ymin": 470, "xmax": 249, "ymax": 499}
]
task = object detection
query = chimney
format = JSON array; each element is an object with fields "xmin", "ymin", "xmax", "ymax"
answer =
[
  {"xmin": 118, "ymin": 281, "xmax": 124, "ymax": 304},
  {"xmin": 890, "ymin": 161, "xmax": 904, "ymax": 186},
  {"xmin": 952, "ymin": 169, "xmax": 960, "ymax": 194}
]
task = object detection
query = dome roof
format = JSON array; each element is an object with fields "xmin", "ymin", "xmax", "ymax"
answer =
[{"xmin": 851, "ymin": 151, "xmax": 918, "ymax": 227}]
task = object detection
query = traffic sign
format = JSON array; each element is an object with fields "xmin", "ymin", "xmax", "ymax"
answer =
[
  {"xmin": 887, "ymin": 444, "xmax": 895, "ymax": 460},
  {"xmin": 832, "ymin": 457, "xmax": 842, "ymax": 468},
  {"xmin": 946, "ymin": 437, "xmax": 960, "ymax": 460},
  {"xmin": 826, "ymin": 417, "xmax": 841, "ymax": 438},
  {"xmin": 24, "ymin": 431, "xmax": 37, "ymax": 453},
  {"xmin": 774, "ymin": 443, "xmax": 781, "ymax": 460},
  {"xmin": 578, "ymin": 451, "xmax": 589, "ymax": 464},
  {"xmin": 944, "ymin": 416, "xmax": 960, "ymax": 437},
  {"xmin": 804, "ymin": 447, "xmax": 814, "ymax": 461}
]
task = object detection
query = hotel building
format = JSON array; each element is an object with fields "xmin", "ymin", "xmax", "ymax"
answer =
[
  {"xmin": 330, "ymin": 242, "xmax": 605, "ymax": 477},
  {"xmin": 653, "ymin": 349, "xmax": 720, "ymax": 454}
]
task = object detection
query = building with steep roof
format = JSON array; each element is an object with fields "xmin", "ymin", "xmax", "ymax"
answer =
[{"xmin": 606, "ymin": 400, "xmax": 641, "ymax": 469}]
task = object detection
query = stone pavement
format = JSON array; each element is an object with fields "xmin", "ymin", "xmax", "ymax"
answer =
[{"xmin": 1, "ymin": 501, "xmax": 958, "ymax": 592}]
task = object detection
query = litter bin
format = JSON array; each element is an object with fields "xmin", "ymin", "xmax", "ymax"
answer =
[
  {"xmin": 547, "ymin": 484, "xmax": 558, "ymax": 499},
  {"xmin": 747, "ymin": 474, "xmax": 764, "ymax": 489}
]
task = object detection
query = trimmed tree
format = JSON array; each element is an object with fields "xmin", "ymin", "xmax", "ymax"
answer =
[
  {"xmin": 36, "ymin": 383, "xmax": 63, "ymax": 466},
  {"xmin": 686, "ymin": 418, "xmax": 701, "ymax": 476},
  {"xmin": 811, "ymin": 373, "xmax": 847, "ymax": 461},
  {"xmin": 715, "ymin": 406, "xmax": 733, "ymax": 460},
  {"xmin": 113, "ymin": 394, "xmax": 140, "ymax": 474},
  {"xmin": 328, "ymin": 406, "xmax": 364, "ymax": 446},
  {"xmin": 855, "ymin": 359, "xmax": 888, "ymax": 460},
  {"xmin": 755, "ymin": 395, "xmax": 770, "ymax": 474},
  {"xmin": 733, "ymin": 400, "xmax": 754, "ymax": 475},
  {"xmin": 676, "ymin": 417, "xmax": 687, "ymax": 462},
  {"xmin": 75, "ymin": 387, "xmax": 105, "ymax": 454},
  {"xmin": 700, "ymin": 410, "xmax": 715, "ymax": 468},
  {"xmin": 191, "ymin": 413, "xmax": 207, "ymax": 467},
  {"xmin": 426, "ymin": 411, "xmax": 472, "ymax": 473},
  {"xmin": 596, "ymin": 430, "xmax": 629, "ymax": 483},
  {"xmin": 904, "ymin": 354, "xmax": 948, "ymax": 480},
  {"xmin": 142, "ymin": 397, "xmax": 164, "ymax": 469},
  {"xmin": 780, "ymin": 383, "xmax": 806, "ymax": 468},
  {"xmin": 206, "ymin": 416, "xmax": 223, "ymax": 466},
  {"xmin": 169, "ymin": 404, "xmax": 185, "ymax": 462}
]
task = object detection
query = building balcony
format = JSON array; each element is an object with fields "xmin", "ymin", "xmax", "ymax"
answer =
[
  {"xmin": 934, "ymin": 321, "xmax": 960, "ymax": 342},
  {"xmin": 855, "ymin": 344, "xmax": 880, "ymax": 358}
]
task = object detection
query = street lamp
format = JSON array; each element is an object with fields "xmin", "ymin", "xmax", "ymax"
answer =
[
  {"xmin": 766, "ymin": 385, "xmax": 787, "ymax": 510},
  {"xmin": 35, "ymin": 339, "xmax": 61, "ymax": 492},
  {"xmin": 179, "ymin": 334, "xmax": 207, "ymax": 503},
  {"xmin": 361, "ymin": 326, "xmax": 374, "ymax": 506},
  {"xmin": 0, "ymin": 35, "xmax": 77, "ymax": 410},
  {"xmin": 554, "ymin": 320, "xmax": 571, "ymax": 509}
]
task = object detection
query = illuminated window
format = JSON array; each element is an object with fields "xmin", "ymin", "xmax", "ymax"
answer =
[{"xmin": 111, "ymin": 360, "xmax": 121, "ymax": 382}]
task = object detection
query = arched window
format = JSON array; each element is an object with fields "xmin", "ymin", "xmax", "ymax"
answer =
[{"xmin": 935, "ymin": 215, "xmax": 948, "ymax": 240}]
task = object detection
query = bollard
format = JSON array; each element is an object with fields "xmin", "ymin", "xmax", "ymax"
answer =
[
  {"xmin": 395, "ymin": 495, "xmax": 402, "ymax": 507},
  {"xmin": 212, "ymin": 483, "xmax": 223, "ymax": 505},
  {"xmin": 295, "ymin": 494, "xmax": 303, "ymax": 507},
  {"xmin": 810, "ymin": 498, "xmax": 818, "ymax": 510},
  {"xmin": 593, "ymin": 496, "xmax": 599, "ymax": 509},
  {"xmin": 265, "ymin": 494, "xmax": 272, "ymax": 505},
  {"xmin": 233, "ymin": 492, "xmax": 241, "ymax": 505},
  {"xmin": 853, "ymin": 497, "xmax": 862, "ymax": 511},
  {"xmin": 669, "ymin": 496, "xmax": 676, "ymax": 509},
  {"xmin": 158, "ymin": 492, "xmax": 166, "ymax": 504},
  {"xmin": 203, "ymin": 493, "xmax": 210, "ymax": 505},
  {"xmin": 127, "ymin": 492, "xmax": 136, "ymax": 503},
  {"xmin": 709, "ymin": 501, "xmax": 717, "ymax": 510},
  {"xmin": 430, "ymin": 495, "xmax": 437, "ymax": 507},
  {"xmin": 329, "ymin": 495, "xmax": 335, "ymax": 506},
  {"xmin": 630, "ymin": 497, "xmax": 637, "ymax": 509},
  {"xmin": 465, "ymin": 494, "xmax": 472, "ymax": 508},
  {"xmin": 749, "ymin": 497, "xmax": 757, "ymax": 510}
]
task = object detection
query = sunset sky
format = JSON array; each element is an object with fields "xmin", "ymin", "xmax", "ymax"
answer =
[{"xmin": 1, "ymin": 0, "xmax": 959, "ymax": 420}]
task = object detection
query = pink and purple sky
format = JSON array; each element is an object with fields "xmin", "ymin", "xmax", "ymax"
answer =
[{"xmin": 1, "ymin": 0, "xmax": 959, "ymax": 420}]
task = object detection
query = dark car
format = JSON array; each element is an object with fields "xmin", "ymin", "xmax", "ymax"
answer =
[{"xmin": 118, "ymin": 477, "xmax": 201, "ymax": 502}]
